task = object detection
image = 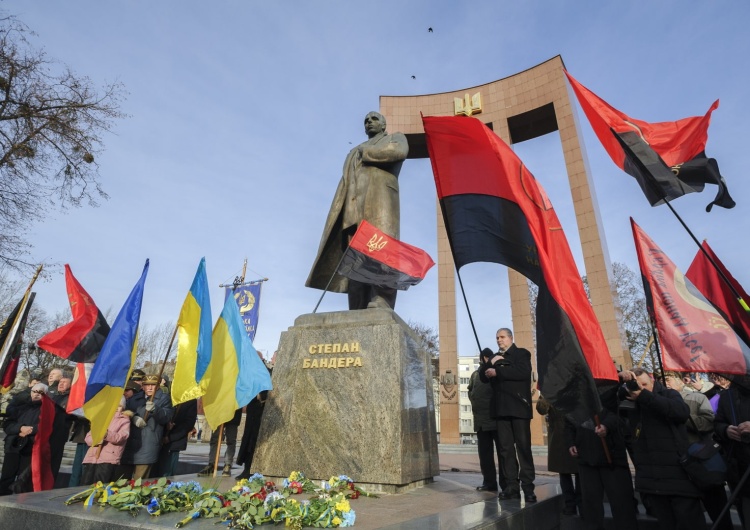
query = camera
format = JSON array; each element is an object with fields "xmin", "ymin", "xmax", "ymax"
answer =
[
  {"xmin": 617, "ymin": 379, "xmax": 640, "ymax": 406},
  {"xmin": 625, "ymin": 379, "xmax": 640, "ymax": 392}
]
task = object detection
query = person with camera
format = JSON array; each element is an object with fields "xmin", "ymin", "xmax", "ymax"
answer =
[{"xmin": 620, "ymin": 368, "xmax": 706, "ymax": 529}]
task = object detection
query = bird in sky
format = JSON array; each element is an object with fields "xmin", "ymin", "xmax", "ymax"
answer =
[
  {"xmin": 411, "ymin": 75, "xmax": 416, "ymax": 79},
  {"xmin": 428, "ymin": 27, "xmax": 433, "ymax": 32}
]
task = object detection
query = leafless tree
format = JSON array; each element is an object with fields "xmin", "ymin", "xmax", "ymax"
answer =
[
  {"xmin": 606, "ymin": 262, "xmax": 655, "ymax": 369},
  {"xmin": 0, "ymin": 15, "xmax": 126, "ymax": 269},
  {"xmin": 19, "ymin": 305, "xmax": 73, "ymax": 374},
  {"xmin": 528, "ymin": 262, "xmax": 655, "ymax": 371},
  {"xmin": 408, "ymin": 320, "xmax": 440, "ymax": 386},
  {"xmin": 135, "ymin": 320, "xmax": 176, "ymax": 371}
]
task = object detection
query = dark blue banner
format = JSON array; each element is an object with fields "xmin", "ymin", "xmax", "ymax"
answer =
[{"xmin": 224, "ymin": 283, "xmax": 262, "ymax": 341}]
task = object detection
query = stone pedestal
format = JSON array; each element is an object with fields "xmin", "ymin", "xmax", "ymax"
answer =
[{"xmin": 253, "ymin": 308, "xmax": 439, "ymax": 491}]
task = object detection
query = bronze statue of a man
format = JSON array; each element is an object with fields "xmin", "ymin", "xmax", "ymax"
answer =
[{"xmin": 306, "ymin": 111, "xmax": 409, "ymax": 310}]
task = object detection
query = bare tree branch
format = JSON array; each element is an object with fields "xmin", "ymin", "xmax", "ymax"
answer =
[{"xmin": 0, "ymin": 14, "xmax": 127, "ymax": 270}]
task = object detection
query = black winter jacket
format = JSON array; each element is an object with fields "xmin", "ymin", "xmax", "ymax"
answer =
[
  {"xmin": 163, "ymin": 399, "xmax": 198, "ymax": 452},
  {"xmin": 478, "ymin": 344, "xmax": 533, "ymax": 420},
  {"xmin": 627, "ymin": 381, "xmax": 700, "ymax": 497},
  {"xmin": 468, "ymin": 364, "xmax": 497, "ymax": 432}
]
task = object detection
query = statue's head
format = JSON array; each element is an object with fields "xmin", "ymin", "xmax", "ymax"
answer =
[{"xmin": 364, "ymin": 111, "xmax": 386, "ymax": 138}]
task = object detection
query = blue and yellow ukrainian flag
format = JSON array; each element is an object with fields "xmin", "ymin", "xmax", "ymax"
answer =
[
  {"xmin": 171, "ymin": 258, "xmax": 212, "ymax": 405},
  {"xmin": 83, "ymin": 260, "xmax": 149, "ymax": 445},
  {"xmin": 202, "ymin": 293, "xmax": 272, "ymax": 430}
]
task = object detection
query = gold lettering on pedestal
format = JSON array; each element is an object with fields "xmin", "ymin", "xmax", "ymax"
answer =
[
  {"xmin": 308, "ymin": 341, "xmax": 360, "ymax": 354},
  {"xmin": 303, "ymin": 342, "xmax": 363, "ymax": 369}
]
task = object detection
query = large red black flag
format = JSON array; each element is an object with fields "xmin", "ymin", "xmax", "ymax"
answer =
[
  {"xmin": 31, "ymin": 394, "xmax": 57, "ymax": 491},
  {"xmin": 0, "ymin": 292, "xmax": 36, "ymax": 393},
  {"xmin": 686, "ymin": 241, "xmax": 750, "ymax": 347},
  {"xmin": 337, "ymin": 220, "xmax": 435, "ymax": 290},
  {"xmin": 566, "ymin": 71, "xmax": 735, "ymax": 212},
  {"xmin": 632, "ymin": 219, "xmax": 750, "ymax": 374},
  {"xmin": 38, "ymin": 264, "xmax": 110, "ymax": 363},
  {"xmin": 422, "ymin": 115, "xmax": 618, "ymax": 423}
]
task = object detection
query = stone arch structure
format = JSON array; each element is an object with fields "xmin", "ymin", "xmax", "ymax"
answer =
[{"xmin": 380, "ymin": 55, "xmax": 630, "ymax": 444}]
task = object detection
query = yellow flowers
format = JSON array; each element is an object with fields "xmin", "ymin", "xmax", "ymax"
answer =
[
  {"xmin": 332, "ymin": 516, "xmax": 342, "ymax": 526},
  {"xmin": 335, "ymin": 499, "xmax": 350, "ymax": 512}
]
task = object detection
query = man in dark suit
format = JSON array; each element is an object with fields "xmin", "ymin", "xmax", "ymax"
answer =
[{"xmin": 479, "ymin": 327, "xmax": 536, "ymax": 502}]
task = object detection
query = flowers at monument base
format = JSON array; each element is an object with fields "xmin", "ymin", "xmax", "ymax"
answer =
[{"xmin": 64, "ymin": 471, "xmax": 374, "ymax": 529}]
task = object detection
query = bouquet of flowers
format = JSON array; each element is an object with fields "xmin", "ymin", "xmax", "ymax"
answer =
[{"xmin": 64, "ymin": 471, "xmax": 372, "ymax": 528}]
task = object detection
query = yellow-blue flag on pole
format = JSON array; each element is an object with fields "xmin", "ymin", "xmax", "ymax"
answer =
[
  {"xmin": 83, "ymin": 260, "xmax": 149, "ymax": 445},
  {"xmin": 203, "ymin": 293, "xmax": 272, "ymax": 430},
  {"xmin": 171, "ymin": 257, "xmax": 212, "ymax": 404}
]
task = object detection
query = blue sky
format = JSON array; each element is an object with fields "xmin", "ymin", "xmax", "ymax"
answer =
[{"xmin": 7, "ymin": 1, "xmax": 749, "ymax": 359}]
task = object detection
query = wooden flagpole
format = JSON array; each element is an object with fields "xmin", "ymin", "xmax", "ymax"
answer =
[
  {"xmin": 142, "ymin": 324, "xmax": 178, "ymax": 422},
  {"xmin": 0, "ymin": 264, "xmax": 43, "ymax": 378}
]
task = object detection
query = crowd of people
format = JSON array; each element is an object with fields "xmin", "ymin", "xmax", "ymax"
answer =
[
  {"xmin": 469, "ymin": 327, "xmax": 750, "ymax": 529},
  {"xmin": 0, "ymin": 362, "xmax": 271, "ymax": 494}
]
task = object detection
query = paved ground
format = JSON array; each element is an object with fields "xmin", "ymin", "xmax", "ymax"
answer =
[
  {"xmin": 172, "ymin": 442, "xmax": 567, "ymax": 529},
  {"xmin": 176, "ymin": 440, "xmax": 556, "ymax": 481}
]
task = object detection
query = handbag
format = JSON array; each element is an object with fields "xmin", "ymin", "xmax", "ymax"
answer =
[
  {"xmin": 671, "ymin": 419, "xmax": 727, "ymax": 491},
  {"xmin": 679, "ymin": 439, "xmax": 728, "ymax": 491}
]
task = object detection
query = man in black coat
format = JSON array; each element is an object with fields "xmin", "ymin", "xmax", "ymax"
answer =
[
  {"xmin": 156, "ymin": 398, "xmax": 198, "ymax": 477},
  {"xmin": 623, "ymin": 368, "xmax": 706, "ymax": 529},
  {"xmin": 479, "ymin": 328, "xmax": 535, "ymax": 502},
  {"xmin": 565, "ymin": 386, "xmax": 638, "ymax": 529}
]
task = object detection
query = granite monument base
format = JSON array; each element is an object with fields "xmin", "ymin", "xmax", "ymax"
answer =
[{"xmin": 253, "ymin": 308, "xmax": 439, "ymax": 492}]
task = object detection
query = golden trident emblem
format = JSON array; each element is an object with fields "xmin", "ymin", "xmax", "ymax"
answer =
[
  {"xmin": 367, "ymin": 233, "xmax": 387, "ymax": 252},
  {"xmin": 454, "ymin": 92, "xmax": 482, "ymax": 116}
]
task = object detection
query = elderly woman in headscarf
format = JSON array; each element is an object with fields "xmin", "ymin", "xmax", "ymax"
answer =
[{"xmin": 0, "ymin": 382, "xmax": 48, "ymax": 495}]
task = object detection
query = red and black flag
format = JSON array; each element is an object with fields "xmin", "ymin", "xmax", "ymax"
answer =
[
  {"xmin": 686, "ymin": 241, "xmax": 750, "ymax": 347},
  {"xmin": 0, "ymin": 292, "xmax": 36, "ymax": 393},
  {"xmin": 31, "ymin": 394, "xmax": 58, "ymax": 491},
  {"xmin": 337, "ymin": 220, "xmax": 435, "ymax": 290},
  {"xmin": 422, "ymin": 115, "xmax": 618, "ymax": 423},
  {"xmin": 38, "ymin": 264, "xmax": 110, "ymax": 363},
  {"xmin": 566, "ymin": 71, "xmax": 734, "ymax": 212},
  {"xmin": 632, "ymin": 219, "xmax": 750, "ymax": 374}
]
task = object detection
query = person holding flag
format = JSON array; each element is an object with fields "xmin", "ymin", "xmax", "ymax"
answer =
[
  {"xmin": 120, "ymin": 373, "xmax": 173, "ymax": 480},
  {"xmin": 480, "ymin": 328, "xmax": 536, "ymax": 503}
]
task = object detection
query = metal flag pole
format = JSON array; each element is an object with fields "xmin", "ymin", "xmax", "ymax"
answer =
[
  {"xmin": 613, "ymin": 127, "xmax": 749, "ymax": 314},
  {"xmin": 661, "ymin": 199, "xmax": 749, "ymax": 314},
  {"xmin": 312, "ymin": 244, "xmax": 350, "ymax": 314},
  {"xmin": 435, "ymin": 199, "xmax": 482, "ymax": 353}
]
